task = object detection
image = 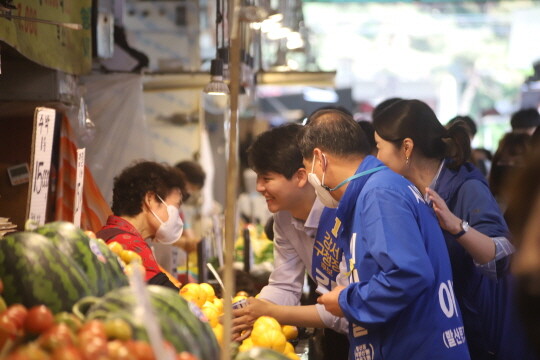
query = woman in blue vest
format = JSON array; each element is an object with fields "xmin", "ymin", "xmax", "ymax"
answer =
[{"xmin": 372, "ymin": 99, "xmax": 537, "ymax": 360}]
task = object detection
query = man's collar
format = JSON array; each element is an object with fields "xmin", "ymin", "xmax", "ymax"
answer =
[{"xmin": 291, "ymin": 197, "xmax": 324, "ymax": 231}]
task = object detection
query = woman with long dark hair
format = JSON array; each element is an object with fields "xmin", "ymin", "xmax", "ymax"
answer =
[{"xmin": 372, "ymin": 99, "xmax": 536, "ymax": 360}]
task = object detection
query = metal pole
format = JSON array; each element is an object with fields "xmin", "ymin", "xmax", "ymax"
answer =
[{"xmin": 221, "ymin": 0, "xmax": 240, "ymax": 359}]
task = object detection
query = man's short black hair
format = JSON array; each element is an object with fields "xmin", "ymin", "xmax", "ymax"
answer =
[
  {"xmin": 298, "ymin": 109, "xmax": 370, "ymax": 159},
  {"xmin": 511, "ymin": 108, "xmax": 540, "ymax": 130},
  {"xmin": 175, "ymin": 160, "xmax": 206, "ymax": 188},
  {"xmin": 247, "ymin": 124, "xmax": 304, "ymax": 179},
  {"xmin": 111, "ymin": 161, "xmax": 186, "ymax": 217}
]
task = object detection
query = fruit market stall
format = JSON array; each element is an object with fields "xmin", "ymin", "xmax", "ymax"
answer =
[{"xmin": 0, "ymin": 221, "xmax": 308, "ymax": 359}]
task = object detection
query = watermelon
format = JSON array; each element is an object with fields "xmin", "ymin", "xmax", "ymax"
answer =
[
  {"xmin": 74, "ymin": 285, "xmax": 220, "ymax": 360},
  {"xmin": 0, "ymin": 232, "xmax": 93, "ymax": 313},
  {"xmin": 235, "ymin": 347, "xmax": 291, "ymax": 360},
  {"xmin": 35, "ymin": 221, "xmax": 128, "ymax": 296}
]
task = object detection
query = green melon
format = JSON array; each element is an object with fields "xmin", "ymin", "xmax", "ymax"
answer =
[
  {"xmin": 0, "ymin": 232, "xmax": 93, "ymax": 313},
  {"xmin": 35, "ymin": 221, "xmax": 128, "ymax": 296}
]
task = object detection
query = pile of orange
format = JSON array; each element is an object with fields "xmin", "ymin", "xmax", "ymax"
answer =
[
  {"xmin": 179, "ymin": 282, "xmax": 224, "ymax": 345},
  {"xmin": 238, "ymin": 315, "xmax": 299, "ymax": 360}
]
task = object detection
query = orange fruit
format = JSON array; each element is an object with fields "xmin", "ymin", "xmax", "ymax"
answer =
[
  {"xmin": 199, "ymin": 283, "xmax": 216, "ymax": 301},
  {"xmin": 212, "ymin": 298, "xmax": 224, "ymax": 315},
  {"xmin": 238, "ymin": 337, "xmax": 253, "ymax": 353},
  {"xmin": 284, "ymin": 341, "xmax": 295, "ymax": 354},
  {"xmin": 251, "ymin": 328, "xmax": 287, "ymax": 353},
  {"xmin": 202, "ymin": 304, "xmax": 220, "ymax": 328},
  {"xmin": 282, "ymin": 325, "xmax": 298, "ymax": 340},
  {"xmin": 120, "ymin": 250, "xmax": 141, "ymax": 264},
  {"xmin": 253, "ymin": 316, "xmax": 281, "ymax": 332},
  {"xmin": 107, "ymin": 241, "xmax": 124, "ymax": 256},
  {"xmin": 180, "ymin": 283, "xmax": 206, "ymax": 308},
  {"xmin": 212, "ymin": 323, "xmax": 223, "ymax": 346}
]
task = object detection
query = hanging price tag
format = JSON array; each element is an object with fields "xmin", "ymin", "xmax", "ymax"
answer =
[
  {"xmin": 27, "ymin": 107, "xmax": 56, "ymax": 226},
  {"xmin": 73, "ymin": 148, "xmax": 86, "ymax": 228}
]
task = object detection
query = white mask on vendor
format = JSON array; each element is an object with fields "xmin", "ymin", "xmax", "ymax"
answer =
[{"xmin": 150, "ymin": 195, "xmax": 184, "ymax": 245}]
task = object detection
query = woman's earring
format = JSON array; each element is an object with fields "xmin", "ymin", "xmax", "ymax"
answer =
[{"xmin": 406, "ymin": 156, "xmax": 410, "ymax": 165}]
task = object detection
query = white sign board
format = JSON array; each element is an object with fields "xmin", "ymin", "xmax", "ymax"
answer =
[
  {"xmin": 73, "ymin": 148, "xmax": 86, "ymax": 228},
  {"xmin": 27, "ymin": 107, "xmax": 56, "ymax": 226}
]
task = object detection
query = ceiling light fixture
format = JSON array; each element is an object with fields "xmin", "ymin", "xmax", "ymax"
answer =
[
  {"xmin": 204, "ymin": 58, "xmax": 229, "ymax": 95},
  {"xmin": 204, "ymin": 0, "xmax": 229, "ymax": 95}
]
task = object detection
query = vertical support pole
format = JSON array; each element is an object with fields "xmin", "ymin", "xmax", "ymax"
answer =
[{"xmin": 221, "ymin": 1, "xmax": 240, "ymax": 360}]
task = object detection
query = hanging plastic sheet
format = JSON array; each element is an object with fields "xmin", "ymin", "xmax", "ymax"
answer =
[{"xmin": 79, "ymin": 73, "xmax": 154, "ymax": 203}]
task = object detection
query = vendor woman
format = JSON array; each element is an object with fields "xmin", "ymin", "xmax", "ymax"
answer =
[{"xmin": 97, "ymin": 161, "xmax": 186, "ymax": 289}]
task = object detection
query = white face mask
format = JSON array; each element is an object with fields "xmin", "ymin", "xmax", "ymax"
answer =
[
  {"xmin": 307, "ymin": 154, "xmax": 340, "ymax": 208},
  {"xmin": 307, "ymin": 154, "xmax": 387, "ymax": 209},
  {"xmin": 150, "ymin": 195, "xmax": 184, "ymax": 245}
]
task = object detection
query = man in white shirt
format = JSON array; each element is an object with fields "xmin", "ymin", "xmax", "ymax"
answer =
[{"xmin": 232, "ymin": 124, "xmax": 348, "ymax": 359}]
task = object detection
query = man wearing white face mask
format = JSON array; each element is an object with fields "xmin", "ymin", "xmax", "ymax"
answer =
[
  {"xmin": 299, "ymin": 109, "xmax": 470, "ymax": 360},
  {"xmin": 97, "ymin": 161, "xmax": 186, "ymax": 289}
]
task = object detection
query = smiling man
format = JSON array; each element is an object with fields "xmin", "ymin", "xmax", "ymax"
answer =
[{"xmin": 232, "ymin": 123, "xmax": 349, "ymax": 359}]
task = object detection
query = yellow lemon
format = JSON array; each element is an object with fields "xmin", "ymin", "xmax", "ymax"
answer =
[
  {"xmin": 251, "ymin": 328, "xmax": 287, "ymax": 353},
  {"xmin": 212, "ymin": 323, "xmax": 223, "ymax": 346},
  {"xmin": 202, "ymin": 304, "xmax": 220, "ymax": 328},
  {"xmin": 253, "ymin": 316, "xmax": 282, "ymax": 332},
  {"xmin": 282, "ymin": 325, "xmax": 298, "ymax": 340},
  {"xmin": 107, "ymin": 241, "xmax": 124, "ymax": 255},
  {"xmin": 238, "ymin": 337, "xmax": 254, "ymax": 353},
  {"xmin": 200, "ymin": 283, "xmax": 216, "ymax": 301},
  {"xmin": 180, "ymin": 283, "xmax": 206, "ymax": 308},
  {"xmin": 255, "ymin": 293, "xmax": 261, "ymax": 299},
  {"xmin": 232, "ymin": 295, "xmax": 248, "ymax": 304},
  {"xmin": 212, "ymin": 298, "xmax": 224, "ymax": 315}
]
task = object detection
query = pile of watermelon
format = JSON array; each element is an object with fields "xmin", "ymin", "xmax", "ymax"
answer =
[
  {"xmin": 0, "ymin": 221, "xmax": 221, "ymax": 359},
  {"xmin": 0, "ymin": 222, "xmax": 128, "ymax": 313}
]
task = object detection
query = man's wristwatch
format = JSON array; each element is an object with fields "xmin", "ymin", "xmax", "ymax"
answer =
[{"xmin": 452, "ymin": 220, "xmax": 470, "ymax": 239}]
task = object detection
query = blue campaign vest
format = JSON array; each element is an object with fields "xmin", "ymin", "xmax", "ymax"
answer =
[
  {"xmin": 312, "ymin": 207, "xmax": 340, "ymax": 293},
  {"xmin": 335, "ymin": 157, "xmax": 470, "ymax": 360}
]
